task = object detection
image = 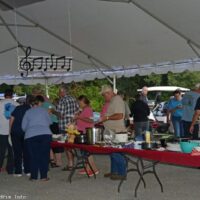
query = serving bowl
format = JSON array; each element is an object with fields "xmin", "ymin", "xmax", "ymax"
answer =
[{"xmin": 180, "ymin": 141, "xmax": 199, "ymax": 153}]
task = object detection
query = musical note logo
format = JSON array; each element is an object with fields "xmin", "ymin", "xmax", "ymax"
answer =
[
  {"xmin": 19, "ymin": 47, "xmax": 32, "ymax": 77},
  {"xmin": 55, "ymin": 56, "xmax": 66, "ymax": 71},
  {"xmin": 18, "ymin": 46, "xmax": 73, "ymax": 76},
  {"xmin": 44, "ymin": 54, "xmax": 54, "ymax": 71},
  {"xmin": 33, "ymin": 57, "xmax": 44, "ymax": 71}
]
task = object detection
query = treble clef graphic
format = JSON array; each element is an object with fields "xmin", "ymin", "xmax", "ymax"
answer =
[{"xmin": 20, "ymin": 47, "xmax": 32, "ymax": 77}]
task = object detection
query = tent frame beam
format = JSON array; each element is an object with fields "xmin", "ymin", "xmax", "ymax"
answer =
[
  {"xmin": 187, "ymin": 41, "xmax": 200, "ymax": 58},
  {"xmin": 88, "ymin": 56, "xmax": 114, "ymax": 85},
  {"xmin": 0, "ymin": 23, "xmax": 37, "ymax": 28},
  {"xmin": 0, "ymin": 14, "xmax": 26, "ymax": 53},
  {"xmin": 0, "ymin": 46, "xmax": 17, "ymax": 54},
  {"xmin": 129, "ymin": 0, "xmax": 200, "ymax": 53},
  {"xmin": 0, "ymin": 0, "xmax": 112, "ymax": 71}
]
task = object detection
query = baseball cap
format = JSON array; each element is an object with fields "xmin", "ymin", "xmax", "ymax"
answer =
[{"xmin": 100, "ymin": 85, "xmax": 113, "ymax": 95}]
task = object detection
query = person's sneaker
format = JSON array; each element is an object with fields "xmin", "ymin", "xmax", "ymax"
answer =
[
  {"xmin": 104, "ymin": 172, "xmax": 112, "ymax": 178},
  {"xmin": 40, "ymin": 178, "xmax": 50, "ymax": 182},
  {"xmin": 78, "ymin": 169, "xmax": 87, "ymax": 175},
  {"xmin": 110, "ymin": 174, "xmax": 126, "ymax": 181},
  {"xmin": 87, "ymin": 170, "xmax": 100, "ymax": 177},
  {"xmin": 94, "ymin": 170, "xmax": 100, "ymax": 175},
  {"xmin": 0, "ymin": 168, "xmax": 5, "ymax": 172},
  {"xmin": 29, "ymin": 178, "xmax": 37, "ymax": 181},
  {"xmin": 87, "ymin": 170, "xmax": 95, "ymax": 177},
  {"xmin": 14, "ymin": 174, "xmax": 22, "ymax": 177},
  {"xmin": 25, "ymin": 173, "xmax": 31, "ymax": 177}
]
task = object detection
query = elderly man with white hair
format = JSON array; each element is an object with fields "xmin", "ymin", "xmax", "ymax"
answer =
[
  {"xmin": 140, "ymin": 86, "xmax": 148, "ymax": 104},
  {"xmin": 100, "ymin": 85, "xmax": 127, "ymax": 180},
  {"xmin": 187, "ymin": 83, "xmax": 200, "ymax": 138}
]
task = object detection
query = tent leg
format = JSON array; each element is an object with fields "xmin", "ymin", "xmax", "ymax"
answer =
[
  {"xmin": 45, "ymin": 79, "xmax": 49, "ymax": 98},
  {"xmin": 113, "ymin": 75, "xmax": 117, "ymax": 94}
]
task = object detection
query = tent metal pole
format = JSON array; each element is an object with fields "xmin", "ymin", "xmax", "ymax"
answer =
[
  {"xmin": 88, "ymin": 56, "xmax": 113, "ymax": 85},
  {"xmin": 187, "ymin": 41, "xmax": 200, "ymax": 58},
  {"xmin": 113, "ymin": 75, "xmax": 117, "ymax": 93},
  {"xmin": 130, "ymin": 0, "xmax": 200, "ymax": 51},
  {"xmin": 0, "ymin": 46, "xmax": 17, "ymax": 54},
  {"xmin": 0, "ymin": 15, "xmax": 26, "ymax": 53},
  {"xmin": 45, "ymin": 78, "xmax": 49, "ymax": 98},
  {"xmin": 0, "ymin": 23, "xmax": 37, "ymax": 28},
  {"xmin": 0, "ymin": 0, "xmax": 112, "ymax": 70}
]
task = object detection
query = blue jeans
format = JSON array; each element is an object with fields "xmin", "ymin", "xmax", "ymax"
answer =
[
  {"xmin": 134, "ymin": 121, "xmax": 149, "ymax": 137},
  {"xmin": 171, "ymin": 116, "xmax": 183, "ymax": 138},
  {"xmin": 26, "ymin": 135, "xmax": 51, "ymax": 179},
  {"xmin": 11, "ymin": 132, "xmax": 30, "ymax": 174},
  {"xmin": 110, "ymin": 153, "xmax": 127, "ymax": 176},
  {"xmin": 0, "ymin": 135, "xmax": 14, "ymax": 174}
]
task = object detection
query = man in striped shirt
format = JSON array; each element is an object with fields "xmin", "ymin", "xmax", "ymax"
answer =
[{"xmin": 57, "ymin": 86, "xmax": 79, "ymax": 170}]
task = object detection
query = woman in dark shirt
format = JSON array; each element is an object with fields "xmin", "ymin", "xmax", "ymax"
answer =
[
  {"xmin": 132, "ymin": 94, "xmax": 150, "ymax": 139},
  {"xmin": 10, "ymin": 95, "xmax": 34, "ymax": 176}
]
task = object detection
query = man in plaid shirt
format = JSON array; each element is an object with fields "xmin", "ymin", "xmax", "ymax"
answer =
[{"xmin": 57, "ymin": 86, "xmax": 79, "ymax": 170}]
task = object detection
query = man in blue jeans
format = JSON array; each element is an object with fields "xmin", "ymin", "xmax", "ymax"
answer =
[{"xmin": 100, "ymin": 85, "xmax": 127, "ymax": 180}]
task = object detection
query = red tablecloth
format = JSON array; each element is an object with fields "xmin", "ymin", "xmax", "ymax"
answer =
[{"xmin": 51, "ymin": 142, "xmax": 200, "ymax": 168}]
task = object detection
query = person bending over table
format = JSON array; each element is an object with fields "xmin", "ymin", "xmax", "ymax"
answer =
[
  {"xmin": 74, "ymin": 95, "xmax": 99, "ymax": 177},
  {"xmin": 100, "ymin": 85, "xmax": 127, "ymax": 181},
  {"xmin": 22, "ymin": 96, "xmax": 52, "ymax": 181}
]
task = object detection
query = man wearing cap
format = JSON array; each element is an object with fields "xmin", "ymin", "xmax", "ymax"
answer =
[{"xmin": 100, "ymin": 85, "xmax": 127, "ymax": 180}]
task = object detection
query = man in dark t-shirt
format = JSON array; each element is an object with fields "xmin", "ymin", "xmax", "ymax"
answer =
[
  {"xmin": 132, "ymin": 94, "xmax": 150, "ymax": 138},
  {"xmin": 189, "ymin": 97, "xmax": 200, "ymax": 139}
]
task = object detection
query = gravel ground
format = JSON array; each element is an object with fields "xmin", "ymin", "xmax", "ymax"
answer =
[{"xmin": 0, "ymin": 155, "xmax": 200, "ymax": 200}]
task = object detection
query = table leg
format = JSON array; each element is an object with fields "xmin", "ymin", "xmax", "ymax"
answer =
[
  {"xmin": 118, "ymin": 156, "xmax": 146, "ymax": 193},
  {"xmin": 85, "ymin": 155, "xmax": 96, "ymax": 179},
  {"xmin": 134, "ymin": 159, "xmax": 163, "ymax": 197},
  {"xmin": 68, "ymin": 160, "xmax": 81, "ymax": 183},
  {"xmin": 152, "ymin": 163, "xmax": 164, "ymax": 193},
  {"xmin": 67, "ymin": 149, "xmax": 96, "ymax": 183},
  {"xmin": 135, "ymin": 158, "xmax": 145, "ymax": 197}
]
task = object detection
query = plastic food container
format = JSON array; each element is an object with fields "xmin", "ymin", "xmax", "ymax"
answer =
[{"xmin": 115, "ymin": 133, "xmax": 128, "ymax": 143}]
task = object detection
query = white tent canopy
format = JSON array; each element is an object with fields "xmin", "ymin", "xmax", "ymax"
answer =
[{"xmin": 1, "ymin": 0, "xmax": 200, "ymax": 84}]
